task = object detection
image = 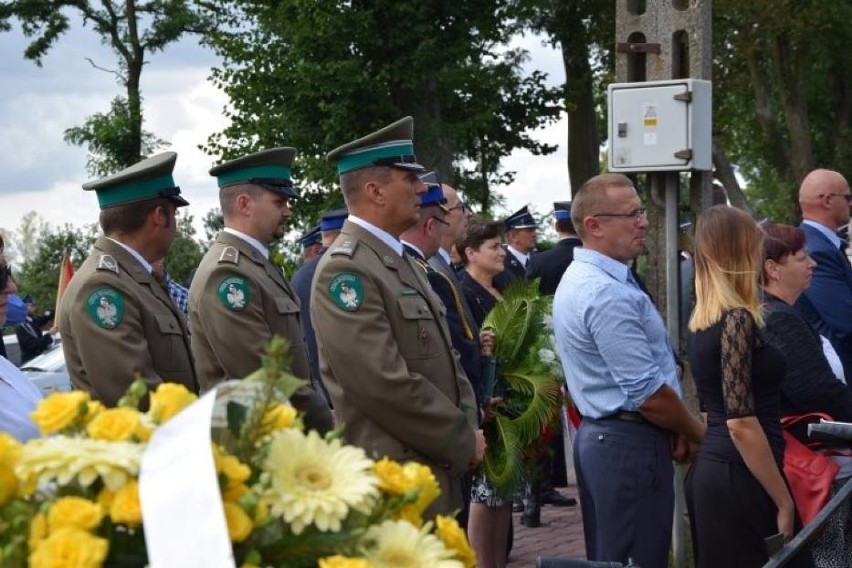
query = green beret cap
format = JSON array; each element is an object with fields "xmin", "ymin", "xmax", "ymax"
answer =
[
  {"xmin": 83, "ymin": 152, "xmax": 188, "ymax": 209},
  {"xmin": 209, "ymin": 147, "xmax": 299, "ymax": 198},
  {"xmin": 326, "ymin": 117, "xmax": 426, "ymax": 175}
]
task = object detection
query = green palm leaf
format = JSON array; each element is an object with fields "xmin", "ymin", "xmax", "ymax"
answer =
[
  {"xmin": 481, "ymin": 415, "xmax": 525, "ymax": 499},
  {"xmin": 502, "ymin": 370, "xmax": 563, "ymax": 446}
]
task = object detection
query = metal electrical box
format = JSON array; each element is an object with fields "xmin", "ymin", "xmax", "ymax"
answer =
[{"xmin": 608, "ymin": 79, "xmax": 712, "ymax": 172}]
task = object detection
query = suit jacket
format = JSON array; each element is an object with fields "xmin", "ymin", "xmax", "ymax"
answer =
[
  {"xmin": 525, "ymin": 237, "xmax": 582, "ymax": 295},
  {"xmin": 16, "ymin": 313, "xmax": 54, "ymax": 363},
  {"xmin": 794, "ymin": 223, "xmax": 852, "ymax": 384},
  {"xmin": 59, "ymin": 237, "xmax": 197, "ymax": 407},
  {"xmin": 311, "ymin": 221, "xmax": 478, "ymax": 516},
  {"xmin": 189, "ymin": 232, "xmax": 333, "ymax": 433},
  {"xmin": 290, "ymin": 249, "xmax": 333, "ymax": 406},
  {"xmin": 428, "ymin": 252, "xmax": 484, "ymax": 407},
  {"xmin": 494, "ymin": 245, "xmax": 527, "ymax": 289},
  {"xmin": 460, "ymin": 272, "xmax": 501, "ymax": 329}
]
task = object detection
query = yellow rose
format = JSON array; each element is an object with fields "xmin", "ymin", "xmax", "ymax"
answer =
[
  {"xmin": 373, "ymin": 457, "xmax": 414, "ymax": 495},
  {"xmin": 223, "ymin": 482, "xmax": 250, "ymax": 503},
  {"xmin": 0, "ymin": 433, "xmax": 21, "ymax": 506},
  {"xmin": 213, "ymin": 445, "xmax": 251, "ymax": 494},
  {"xmin": 403, "ymin": 462, "xmax": 440, "ymax": 515},
  {"xmin": 29, "ymin": 513, "xmax": 48, "ymax": 551},
  {"xmin": 148, "ymin": 383, "xmax": 197, "ymax": 424},
  {"xmin": 319, "ymin": 555, "xmax": 374, "ymax": 568},
  {"xmin": 29, "ymin": 528, "xmax": 109, "ymax": 568},
  {"xmin": 86, "ymin": 408, "xmax": 142, "ymax": 441},
  {"xmin": 223, "ymin": 501, "xmax": 253, "ymax": 543},
  {"xmin": 96, "ymin": 487, "xmax": 114, "ymax": 511},
  {"xmin": 261, "ymin": 403, "xmax": 297, "ymax": 431},
  {"xmin": 435, "ymin": 515, "xmax": 477, "ymax": 568},
  {"xmin": 83, "ymin": 400, "xmax": 104, "ymax": 423},
  {"xmin": 30, "ymin": 391, "xmax": 90, "ymax": 435},
  {"xmin": 47, "ymin": 497, "xmax": 104, "ymax": 533},
  {"xmin": 110, "ymin": 479, "xmax": 141, "ymax": 527}
]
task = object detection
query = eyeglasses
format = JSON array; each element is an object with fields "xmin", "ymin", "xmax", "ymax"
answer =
[
  {"xmin": 0, "ymin": 263, "xmax": 11, "ymax": 290},
  {"xmin": 592, "ymin": 208, "xmax": 647, "ymax": 222},
  {"xmin": 820, "ymin": 193, "xmax": 852, "ymax": 203},
  {"xmin": 446, "ymin": 201, "xmax": 466, "ymax": 213},
  {"xmin": 430, "ymin": 215, "xmax": 450, "ymax": 227}
]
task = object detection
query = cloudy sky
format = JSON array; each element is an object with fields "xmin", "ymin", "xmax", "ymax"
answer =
[{"xmin": 0, "ymin": 15, "xmax": 571, "ymax": 252}]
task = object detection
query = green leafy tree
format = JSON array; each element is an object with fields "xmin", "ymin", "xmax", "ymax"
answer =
[
  {"xmin": 515, "ymin": 0, "xmax": 615, "ymax": 190},
  {"xmin": 15, "ymin": 223, "xmax": 98, "ymax": 309},
  {"xmin": 201, "ymin": 207, "xmax": 224, "ymax": 249},
  {"xmin": 165, "ymin": 212, "xmax": 203, "ymax": 287},
  {"xmin": 201, "ymin": 0, "xmax": 562, "ymax": 229},
  {"xmin": 0, "ymin": 0, "xmax": 212, "ymax": 174},
  {"xmin": 714, "ymin": 0, "xmax": 852, "ymax": 222}
]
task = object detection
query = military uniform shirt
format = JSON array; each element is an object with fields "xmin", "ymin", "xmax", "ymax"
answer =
[{"xmin": 59, "ymin": 237, "xmax": 197, "ymax": 407}]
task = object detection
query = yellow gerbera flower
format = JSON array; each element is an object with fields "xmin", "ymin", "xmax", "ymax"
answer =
[
  {"xmin": 361, "ymin": 519, "xmax": 463, "ymax": 568},
  {"xmin": 16, "ymin": 436, "xmax": 143, "ymax": 492},
  {"xmin": 261, "ymin": 429, "xmax": 378, "ymax": 535},
  {"xmin": 435, "ymin": 516, "xmax": 477, "ymax": 568}
]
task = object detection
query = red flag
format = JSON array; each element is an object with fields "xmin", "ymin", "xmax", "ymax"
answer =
[{"xmin": 55, "ymin": 254, "xmax": 75, "ymax": 316}]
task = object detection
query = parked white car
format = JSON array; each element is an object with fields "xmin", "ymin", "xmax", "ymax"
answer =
[{"xmin": 19, "ymin": 342, "xmax": 72, "ymax": 396}]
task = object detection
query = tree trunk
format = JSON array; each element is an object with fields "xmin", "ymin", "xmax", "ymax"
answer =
[
  {"xmin": 712, "ymin": 135, "xmax": 752, "ymax": 213},
  {"xmin": 554, "ymin": 0, "xmax": 600, "ymax": 190}
]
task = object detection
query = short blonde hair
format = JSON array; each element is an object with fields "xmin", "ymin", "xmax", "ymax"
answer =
[
  {"xmin": 571, "ymin": 173, "xmax": 634, "ymax": 239},
  {"xmin": 689, "ymin": 205, "xmax": 765, "ymax": 331}
]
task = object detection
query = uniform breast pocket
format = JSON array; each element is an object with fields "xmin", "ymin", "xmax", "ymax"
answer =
[
  {"xmin": 273, "ymin": 296, "xmax": 300, "ymax": 315},
  {"xmin": 152, "ymin": 312, "xmax": 188, "ymax": 371},
  {"xmin": 396, "ymin": 296, "xmax": 441, "ymax": 360}
]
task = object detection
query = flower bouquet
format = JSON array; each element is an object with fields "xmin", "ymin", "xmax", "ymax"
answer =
[
  {"xmin": 480, "ymin": 279, "xmax": 564, "ymax": 499},
  {"xmin": 0, "ymin": 337, "xmax": 476, "ymax": 567}
]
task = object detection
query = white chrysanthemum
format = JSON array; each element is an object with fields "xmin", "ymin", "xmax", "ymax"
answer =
[
  {"xmin": 16, "ymin": 436, "xmax": 143, "ymax": 491},
  {"xmin": 538, "ymin": 347, "xmax": 556, "ymax": 364},
  {"xmin": 261, "ymin": 429, "xmax": 378, "ymax": 535},
  {"xmin": 361, "ymin": 520, "xmax": 463, "ymax": 568}
]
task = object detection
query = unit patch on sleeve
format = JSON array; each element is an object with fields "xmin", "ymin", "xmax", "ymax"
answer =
[
  {"xmin": 85, "ymin": 287, "xmax": 125, "ymax": 329},
  {"xmin": 328, "ymin": 272, "xmax": 363, "ymax": 312}
]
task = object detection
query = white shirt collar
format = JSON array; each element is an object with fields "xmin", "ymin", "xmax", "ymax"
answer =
[
  {"xmin": 507, "ymin": 244, "xmax": 529, "ymax": 265},
  {"xmin": 106, "ymin": 238, "xmax": 152, "ymax": 273},
  {"xmin": 438, "ymin": 247, "xmax": 452, "ymax": 265},
  {"xmin": 223, "ymin": 227, "xmax": 269, "ymax": 260},
  {"xmin": 400, "ymin": 240, "xmax": 426, "ymax": 260},
  {"xmin": 802, "ymin": 220, "xmax": 842, "ymax": 250},
  {"xmin": 348, "ymin": 215, "xmax": 403, "ymax": 256}
]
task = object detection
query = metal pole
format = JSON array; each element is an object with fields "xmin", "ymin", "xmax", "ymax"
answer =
[{"xmin": 665, "ymin": 172, "xmax": 686, "ymax": 568}]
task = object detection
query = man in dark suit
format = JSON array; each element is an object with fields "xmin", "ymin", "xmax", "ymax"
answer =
[
  {"xmin": 15, "ymin": 296, "xmax": 56, "ymax": 364},
  {"xmin": 495, "ymin": 206, "xmax": 537, "ymax": 288},
  {"xmin": 291, "ymin": 208, "xmax": 348, "ymax": 407},
  {"xmin": 526, "ymin": 201, "xmax": 582, "ymax": 295},
  {"xmin": 297, "ymin": 224, "xmax": 322, "ymax": 262},
  {"xmin": 794, "ymin": 169, "xmax": 852, "ymax": 384}
]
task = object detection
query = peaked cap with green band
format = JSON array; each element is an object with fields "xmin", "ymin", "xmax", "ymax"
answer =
[
  {"xmin": 83, "ymin": 152, "xmax": 189, "ymax": 209},
  {"xmin": 209, "ymin": 147, "xmax": 300, "ymax": 199},
  {"xmin": 326, "ymin": 116, "xmax": 426, "ymax": 175}
]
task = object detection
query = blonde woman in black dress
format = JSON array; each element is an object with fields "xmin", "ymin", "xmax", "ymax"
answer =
[{"xmin": 687, "ymin": 205, "xmax": 813, "ymax": 567}]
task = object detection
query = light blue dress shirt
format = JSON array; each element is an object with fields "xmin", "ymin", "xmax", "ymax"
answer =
[{"xmin": 553, "ymin": 248, "xmax": 682, "ymax": 419}]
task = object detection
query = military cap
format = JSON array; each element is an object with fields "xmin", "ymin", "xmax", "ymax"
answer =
[
  {"xmin": 83, "ymin": 152, "xmax": 189, "ymax": 209},
  {"xmin": 504, "ymin": 205, "xmax": 537, "ymax": 230},
  {"xmin": 554, "ymin": 201, "xmax": 572, "ymax": 221},
  {"xmin": 418, "ymin": 172, "xmax": 449, "ymax": 212},
  {"xmin": 320, "ymin": 208, "xmax": 349, "ymax": 232},
  {"xmin": 210, "ymin": 147, "xmax": 299, "ymax": 199},
  {"xmin": 298, "ymin": 225, "xmax": 321, "ymax": 250},
  {"xmin": 326, "ymin": 117, "xmax": 426, "ymax": 175}
]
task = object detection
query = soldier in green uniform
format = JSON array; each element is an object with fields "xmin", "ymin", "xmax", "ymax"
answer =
[
  {"xmin": 59, "ymin": 152, "xmax": 197, "ymax": 407},
  {"xmin": 311, "ymin": 117, "xmax": 485, "ymax": 518},
  {"xmin": 188, "ymin": 148, "xmax": 332, "ymax": 434}
]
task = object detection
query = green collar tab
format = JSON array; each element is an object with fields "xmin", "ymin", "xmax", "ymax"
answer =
[{"xmin": 336, "ymin": 140, "xmax": 415, "ymax": 175}]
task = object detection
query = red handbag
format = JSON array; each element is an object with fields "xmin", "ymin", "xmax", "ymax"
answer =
[{"xmin": 780, "ymin": 413, "xmax": 840, "ymax": 525}]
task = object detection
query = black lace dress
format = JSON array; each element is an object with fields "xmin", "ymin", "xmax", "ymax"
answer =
[{"xmin": 686, "ymin": 308, "xmax": 813, "ymax": 568}]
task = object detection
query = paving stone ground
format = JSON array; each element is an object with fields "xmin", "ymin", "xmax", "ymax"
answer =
[{"xmin": 506, "ymin": 485, "xmax": 587, "ymax": 567}]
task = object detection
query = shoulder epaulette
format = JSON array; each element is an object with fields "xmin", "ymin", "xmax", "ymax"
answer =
[
  {"xmin": 218, "ymin": 245, "xmax": 240, "ymax": 264},
  {"xmin": 330, "ymin": 238, "xmax": 358, "ymax": 258},
  {"xmin": 96, "ymin": 254, "xmax": 119, "ymax": 275}
]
